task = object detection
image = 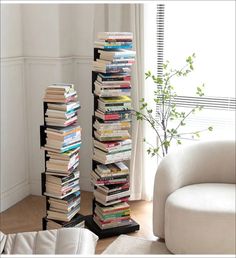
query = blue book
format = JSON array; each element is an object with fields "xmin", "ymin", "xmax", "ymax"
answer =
[
  {"xmin": 61, "ymin": 141, "xmax": 82, "ymax": 153},
  {"xmin": 101, "ymin": 45, "xmax": 133, "ymax": 50}
]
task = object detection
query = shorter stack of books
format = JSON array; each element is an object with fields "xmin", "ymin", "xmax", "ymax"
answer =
[
  {"xmin": 42, "ymin": 83, "xmax": 84, "ymax": 229},
  {"xmin": 44, "ymin": 84, "xmax": 80, "ymax": 127}
]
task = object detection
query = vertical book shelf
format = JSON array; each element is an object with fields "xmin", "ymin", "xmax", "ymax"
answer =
[
  {"xmin": 85, "ymin": 32, "xmax": 140, "ymax": 238},
  {"xmin": 40, "ymin": 84, "xmax": 85, "ymax": 230}
]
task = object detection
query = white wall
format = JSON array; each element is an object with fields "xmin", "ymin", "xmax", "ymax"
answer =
[
  {"xmin": 1, "ymin": 3, "xmax": 132, "ymax": 211},
  {"xmin": 0, "ymin": 4, "xmax": 23, "ymax": 58},
  {"xmin": 22, "ymin": 4, "xmax": 61, "ymax": 57},
  {"xmin": 0, "ymin": 4, "xmax": 30, "ymax": 211}
]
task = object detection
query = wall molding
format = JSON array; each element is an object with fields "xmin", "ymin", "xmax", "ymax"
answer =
[
  {"xmin": 0, "ymin": 57, "xmax": 24, "ymax": 65},
  {"xmin": 0, "ymin": 180, "xmax": 30, "ymax": 212},
  {"xmin": 1, "ymin": 59, "xmax": 30, "ymax": 212},
  {"xmin": 1, "ymin": 54, "xmax": 93, "ymax": 211},
  {"xmin": 1, "ymin": 55, "xmax": 92, "ymax": 63}
]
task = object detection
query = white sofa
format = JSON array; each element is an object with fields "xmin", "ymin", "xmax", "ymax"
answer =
[
  {"xmin": 153, "ymin": 140, "xmax": 236, "ymax": 254},
  {"xmin": 0, "ymin": 228, "xmax": 98, "ymax": 255}
]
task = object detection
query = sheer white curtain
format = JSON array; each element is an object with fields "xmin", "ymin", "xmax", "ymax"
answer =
[
  {"xmin": 129, "ymin": 4, "xmax": 156, "ymax": 201},
  {"xmin": 92, "ymin": 4, "xmax": 155, "ymax": 200}
]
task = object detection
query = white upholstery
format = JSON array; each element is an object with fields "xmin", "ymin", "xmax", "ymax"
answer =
[
  {"xmin": 165, "ymin": 183, "xmax": 236, "ymax": 254},
  {"xmin": 1, "ymin": 228, "xmax": 98, "ymax": 255},
  {"xmin": 153, "ymin": 140, "xmax": 236, "ymax": 254},
  {"xmin": 0, "ymin": 232, "xmax": 6, "ymax": 254}
]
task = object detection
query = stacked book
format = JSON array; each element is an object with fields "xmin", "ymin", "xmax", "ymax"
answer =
[
  {"xmin": 92, "ymin": 32, "xmax": 136, "ymax": 230},
  {"xmin": 93, "ymin": 33, "xmax": 134, "ymax": 98},
  {"xmin": 42, "ymin": 83, "xmax": 84, "ymax": 229}
]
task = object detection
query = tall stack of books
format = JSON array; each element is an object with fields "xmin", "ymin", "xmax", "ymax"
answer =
[
  {"xmin": 87, "ymin": 32, "xmax": 139, "ymax": 236},
  {"xmin": 41, "ymin": 83, "xmax": 85, "ymax": 230}
]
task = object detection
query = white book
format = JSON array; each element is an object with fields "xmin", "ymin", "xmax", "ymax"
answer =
[{"xmin": 94, "ymin": 189, "xmax": 130, "ymax": 202}]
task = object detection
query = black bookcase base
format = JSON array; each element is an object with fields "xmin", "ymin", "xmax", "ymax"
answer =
[
  {"xmin": 42, "ymin": 217, "xmax": 47, "ymax": 230},
  {"xmin": 85, "ymin": 215, "xmax": 140, "ymax": 239}
]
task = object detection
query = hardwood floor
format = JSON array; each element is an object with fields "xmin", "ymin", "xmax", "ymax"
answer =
[{"xmin": 0, "ymin": 191, "xmax": 157, "ymax": 254}]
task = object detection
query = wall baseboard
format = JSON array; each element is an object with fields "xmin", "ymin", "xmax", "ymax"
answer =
[{"xmin": 0, "ymin": 181, "xmax": 30, "ymax": 212}]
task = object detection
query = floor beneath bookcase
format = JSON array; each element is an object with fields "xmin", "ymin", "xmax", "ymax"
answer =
[{"xmin": 0, "ymin": 191, "xmax": 157, "ymax": 254}]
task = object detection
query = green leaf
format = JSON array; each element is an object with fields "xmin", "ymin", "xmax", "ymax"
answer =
[
  {"xmin": 145, "ymin": 71, "xmax": 151, "ymax": 79},
  {"xmin": 197, "ymin": 105, "xmax": 204, "ymax": 111},
  {"xmin": 208, "ymin": 126, "xmax": 213, "ymax": 131},
  {"xmin": 177, "ymin": 140, "xmax": 182, "ymax": 145}
]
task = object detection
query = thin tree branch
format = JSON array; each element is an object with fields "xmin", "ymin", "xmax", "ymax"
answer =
[
  {"xmin": 168, "ymin": 108, "xmax": 196, "ymax": 144},
  {"xmin": 133, "ymin": 111, "xmax": 165, "ymax": 157}
]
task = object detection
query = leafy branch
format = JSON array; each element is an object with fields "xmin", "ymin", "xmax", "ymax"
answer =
[{"xmin": 133, "ymin": 53, "xmax": 213, "ymax": 158}]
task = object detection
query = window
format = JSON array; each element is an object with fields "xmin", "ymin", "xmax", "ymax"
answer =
[
  {"xmin": 165, "ymin": 1, "xmax": 235, "ymax": 146},
  {"xmin": 145, "ymin": 1, "xmax": 235, "ymax": 154}
]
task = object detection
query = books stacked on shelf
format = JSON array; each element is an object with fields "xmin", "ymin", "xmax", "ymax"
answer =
[
  {"xmin": 95, "ymin": 32, "xmax": 133, "ymax": 49},
  {"xmin": 91, "ymin": 32, "xmax": 138, "ymax": 232},
  {"xmin": 93, "ymin": 34, "xmax": 134, "ymax": 98},
  {"xmin": 94, "ymin": 74, "xmax": 132, "ymax": 97},
  {"xmin": 41, "ymin": 83, "xmax": 84, "ymax": 230},
  {"xmin": 91, "ymin": 162, "xmax": 129, "ymax": 186},
  {"xmin": 46, "ymin": 213, "xmax": 85, "ymax": 230},
  {"xmin": 94, "ymin": 95, "xmax": 132, "ymax": 122},
  {"xmin": 44, "ymin": 84, "xmax": 80, "ymax": 127},
  {"xmin": 93, "ymin": 202, "xmax": 131, "ymax": 230}
]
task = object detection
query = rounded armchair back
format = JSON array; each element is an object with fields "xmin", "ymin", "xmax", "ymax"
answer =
[{"xmin": 153, "ymin": 140, "xmax": 236, "ymax": 238}]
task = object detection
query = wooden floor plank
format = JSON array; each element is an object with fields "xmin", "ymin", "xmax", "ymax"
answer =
[{"xmin": 0, "ymin": 191, "xmax": 156, "ymax": 254}]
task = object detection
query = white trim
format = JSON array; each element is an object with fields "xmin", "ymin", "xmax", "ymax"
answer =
[
  {"xmin": 0, "ymin": 57, "xmax": 24, "ymax": 65},
  {"xmin": 1, "ymin": 60, "xmax": 30, "ymax": 212},
  {"xmin": 1, "ymin": 56, "xmax": 92, "ymax": 63},
  {"xmin": 0, "ymin": 181, "xmax": 30, "ymax": 212}
]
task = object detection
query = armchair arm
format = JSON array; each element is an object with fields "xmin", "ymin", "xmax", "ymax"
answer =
[{"xmin": 153, "ymin": 140, "xmax": 235, "ymax": 239}]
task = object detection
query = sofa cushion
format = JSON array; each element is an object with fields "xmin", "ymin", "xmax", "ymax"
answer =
[
  {"xmin": 165, "ymin": 183, "xmax": 236, "ymax": 254},
  {"xmin": 2, "ymin": 228, "xmax": 98, "ymax": 254},
  {"xmin": 0, "ymin": 231, "xmax": 7, "ymax": 254}
]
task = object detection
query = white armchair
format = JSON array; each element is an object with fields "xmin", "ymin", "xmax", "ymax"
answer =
[
  {"xmin": 0, "ymin": 228, "xmax": 98, "ymax": 255},
  {"xmin": 153, "ymin": 140, "xmax": 236, "ymax": 254}
]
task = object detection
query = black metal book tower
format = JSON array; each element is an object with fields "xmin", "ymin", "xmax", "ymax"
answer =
[{"xmin": 85, "ymin": 44, "xmax": 140, "ymax": 238}]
